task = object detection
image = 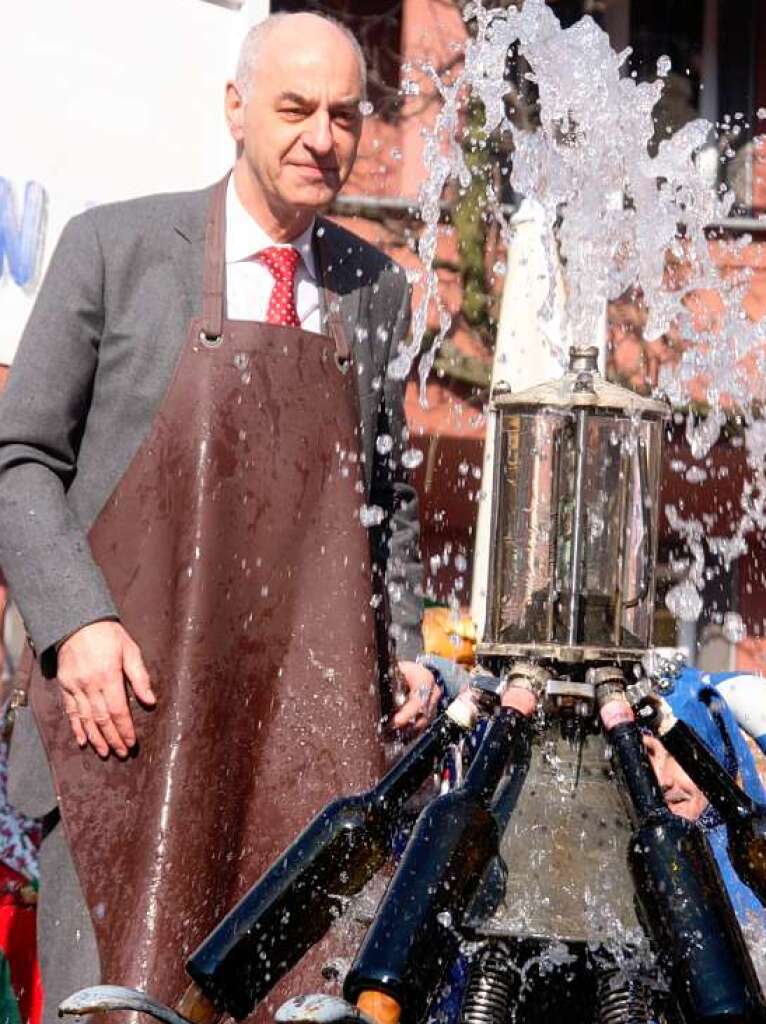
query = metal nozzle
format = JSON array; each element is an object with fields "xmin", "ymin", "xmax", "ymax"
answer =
[
  {"xmin": 568, "ymin": 346, "xmax": 600, "ymax": 374},
  {"xmin": 588, "ymin": 667, "xmax": 627, "ymax": 709},
  {"xmin": 506, "ymin": 661, "xmax": 549, "ymax": 697}
]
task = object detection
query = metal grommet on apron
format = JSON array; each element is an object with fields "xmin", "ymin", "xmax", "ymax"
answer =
[
  {"xmin": 327, "ymin": 314, "xmax": 352, "ymax": 375},
  {"xmin": 30, "ymin": 174, "xmax": 385, "ymax": 1019},
  {"xmin": 198, "ymin": 331, "xmax": 223, "ymax": 349}
]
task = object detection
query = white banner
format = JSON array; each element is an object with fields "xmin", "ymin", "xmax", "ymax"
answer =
[{"xmin": 0, "ymin": 0, "xmax": 268, "ymax": 365}]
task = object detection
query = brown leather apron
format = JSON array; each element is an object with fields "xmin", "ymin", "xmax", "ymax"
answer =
[{"xmin": 29, "ymin": 178, "xmax": 385, "ymax": 1017}]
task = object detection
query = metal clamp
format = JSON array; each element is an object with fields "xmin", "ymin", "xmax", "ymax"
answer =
[
  {"xmin": 588, "ymin": 666, "xmax": 627, "ymax": 709},
  {"xmin": 544, "ymin": 676, "xmax": 596, "ymax": 718},
  {"xmin": 506, "ymin": 661, "xmax": 549, "ymax": 696},
  {"xmin": 545, "ymin": 679, "xmax": 595, "ymax": 701}
]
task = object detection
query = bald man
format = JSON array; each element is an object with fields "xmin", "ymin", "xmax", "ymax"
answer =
[{"xmin": 0, "ymin": 15, "xmax": 435, "ymax": 1020}]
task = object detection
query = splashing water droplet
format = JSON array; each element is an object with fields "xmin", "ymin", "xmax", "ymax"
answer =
[
  {"xmin": 684, "ymin": 466, "xmax": 708, "ymax": 484},
  {"xmin": 360, "ymin": 504, "xmax": 385, "ymax": 527},
  {"xmin": 402, "ymin": 448, "xmax": 424, "ymax": 469},
  {"xmin": 722, "ymin": 612, "xmax": 746, "ymax": 644},
  {"xmin": 665, "ymin": 579, "xmax": 703, "ymax": 622}
]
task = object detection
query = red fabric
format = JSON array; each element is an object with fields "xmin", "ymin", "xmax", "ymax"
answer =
[
  {"xmin": 255, "ymin": 246, "xmax": 301, "ymax": 326},
  {"xmin": 0, "ymin": 863, "xmax": 42, "ymax": 1024}
]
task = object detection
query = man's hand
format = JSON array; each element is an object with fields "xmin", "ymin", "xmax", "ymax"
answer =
[
  {"xmin": 391, "ymin": 660, "xmax": 440, "ymax": 734},
  {"xmin": 57, "ymin": 621, "xmax": 156, "ymax": 759}
]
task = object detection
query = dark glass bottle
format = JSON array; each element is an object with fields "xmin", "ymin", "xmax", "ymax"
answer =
[
  {"xmin": 343, "ymin": 707, "xmax": 528, "ymax": 1023},
  {"xmin": 608, "ymin": 720, "xmax": 765, "ymax": 1024},
  {"xmin": 656, "ymin": 713, "xmax": 766, "ymax": 908},
  {"xmin": 186, "ymin": 709, "xmax": 469, "ymax": 1020}
]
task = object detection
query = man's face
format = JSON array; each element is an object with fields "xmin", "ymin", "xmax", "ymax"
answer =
[
  {"xmin": 642, "ymin": 733, "xmax": 710, "ymax": 822},
  {"xmin": 226, "ymin": 19, "xmax": 363, "ymax": 225}
]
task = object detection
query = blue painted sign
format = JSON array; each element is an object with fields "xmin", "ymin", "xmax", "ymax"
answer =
[{"xmin": 0, "ymin": 178, "xmax": 46, "ymax": 288}]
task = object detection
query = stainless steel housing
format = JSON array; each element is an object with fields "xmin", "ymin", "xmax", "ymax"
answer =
[{"xmin": 478, "ymin": 347, "xmax": 669, "ymax": 665}]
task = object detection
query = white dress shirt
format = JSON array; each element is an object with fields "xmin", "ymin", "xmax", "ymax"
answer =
[{"xmin": 225, "ymin": 176, "xmax": 321, "ymax": 332}]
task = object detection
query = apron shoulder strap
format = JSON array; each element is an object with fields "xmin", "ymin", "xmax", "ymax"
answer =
[{"xmin": 201, "ymin": 175, "xmax": 229, "ymax": 342}]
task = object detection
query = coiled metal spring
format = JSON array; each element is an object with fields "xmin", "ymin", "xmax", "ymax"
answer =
[
  {"xmin": 459, "ymin": 946, "xmax": 515, "ymax": 1024},
  {"xmin": 596, "ymin": 969, "xmax": 652, "ymax": 1024}
]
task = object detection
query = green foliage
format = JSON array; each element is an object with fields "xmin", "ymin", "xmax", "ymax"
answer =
[{"xmin": 454, "ymin": 99, "xmax": 493, "ymax": 338}]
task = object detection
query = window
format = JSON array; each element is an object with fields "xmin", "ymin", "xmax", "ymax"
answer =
[
  {"xmin": 269, "ymin": 0, "xmax": 404, "ymax": 121},
  {"xmin": 602, "ymin": 0, "xmax": 766, "ymax": 211}
]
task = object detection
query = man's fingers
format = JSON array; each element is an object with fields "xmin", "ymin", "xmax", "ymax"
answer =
[
  {"xmin": 81, "ymin": 717, "xmax": 110, "ymax": 759},
  {"xmin": 122, "ymin": 644, "xmax": 156, "ymax": 706},
  {"xmin": 61, "ymin": 692, "xmax": 87, "ymax": 748},
  {"xmin": 71, "ymin": 691, "xmax": 110, "ymax": 758},
  {"xmin": 392, "ymin": 695, "xmax": 426, "ymax": 729},
  {"xmin": 391, "ymin": 698, "xmax": 415, "ymax": 729},
  {"xmin": 426, "ymin": 683, "xmax": 441, "ymax": 717},
  {"xmin": 56, "ymin": 622, "xmax": 155, "ymax": 758},
  {"xmin": 392, "ymin": 679, "xmax": 440, "ymax": 734},
  {"xmin": 102, "ymin": 678, "xmax": 136, "ymax": 750},
  {"xmin": 90, "ymin": 691, "xmax": 130, "ymax": 759}
]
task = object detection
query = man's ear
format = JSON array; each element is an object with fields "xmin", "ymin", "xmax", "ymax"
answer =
[{"xmin": 225, "ymin": 81, "xmax": 245, "ymax": 142}]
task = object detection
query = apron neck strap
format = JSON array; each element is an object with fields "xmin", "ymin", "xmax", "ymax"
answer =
[{"xmin": 201, "ymin": 174, "xmax": 229, "ymax": 342}]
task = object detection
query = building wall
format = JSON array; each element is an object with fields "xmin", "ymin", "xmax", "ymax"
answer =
[{"xmin": 0, "ymin": 0, "xmax": 267, "ymax": 364}]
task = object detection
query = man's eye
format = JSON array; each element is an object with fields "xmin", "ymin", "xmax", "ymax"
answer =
[{"xmin": 281, "ymin": 108, "xmax": 305, "ymax": 118}]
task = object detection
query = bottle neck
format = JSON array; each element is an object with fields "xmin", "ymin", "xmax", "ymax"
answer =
[
  {"xmin": 662, "ymin": 719, "xmax": 755, "ymax": 821},
  {"xmin": 373, "ymin": 714, "xmax": 463, "ymax": 811},
  {"xmin": 608, "ymin": 721, "xmax": 667, "ymax": 821},
  {"xmin": 463, "ymin": 708, "xmax": 525, "ymax": 805}
]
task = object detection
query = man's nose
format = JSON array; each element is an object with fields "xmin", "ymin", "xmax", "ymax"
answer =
[{"xmin": 304, "ymin": 111, "xmax": 334, "ymax": 155}]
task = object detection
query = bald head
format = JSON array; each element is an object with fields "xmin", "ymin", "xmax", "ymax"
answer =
[
  {"xmin": 225, "ymin": 11, "xmax": 367, "ymax": 240},
  {"xmin": 235, "ymin": 13, "xmax": 367, "ymax": 102}
]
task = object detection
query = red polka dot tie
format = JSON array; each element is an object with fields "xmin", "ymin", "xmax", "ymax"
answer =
[{"xmin": 255, "ymin": 246, "xmax": 301, "ymax": 327}]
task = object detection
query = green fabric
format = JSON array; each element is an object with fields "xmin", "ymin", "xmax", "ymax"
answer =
[{"xmin": 0, "ymin": 951, "xmax": 21, "ymax": 1024}]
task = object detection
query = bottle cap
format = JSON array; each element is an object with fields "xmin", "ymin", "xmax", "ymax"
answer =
[
  {"xmin": 655, "ymin": 698, "xmax": 677, "ymax": 736},
  {"xmin": 445, "ymin": 691, "xmax": 478, "ymax": 730}
]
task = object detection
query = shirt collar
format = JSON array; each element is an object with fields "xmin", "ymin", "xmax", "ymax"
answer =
[{"xmin": 225, "ymin": 174, "xmax": 317, "ymax": 280}]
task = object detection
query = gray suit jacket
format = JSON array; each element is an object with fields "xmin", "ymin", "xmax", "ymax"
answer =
[{"xmin": 0, "ymin": 181, "xmax": 424, "ymax": 671}]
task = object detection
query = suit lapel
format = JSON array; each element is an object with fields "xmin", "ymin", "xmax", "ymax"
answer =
[
  {"xmin": 170, "ymin": 189, "xmax": 212, "ymax": 323},
  {"xmin": 314, "ymin": 216, "xmax": 362, "ymax": 361},
  {"xmin": 314, "ymin": 217, "xmax": 378, "ymax": 493}
]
